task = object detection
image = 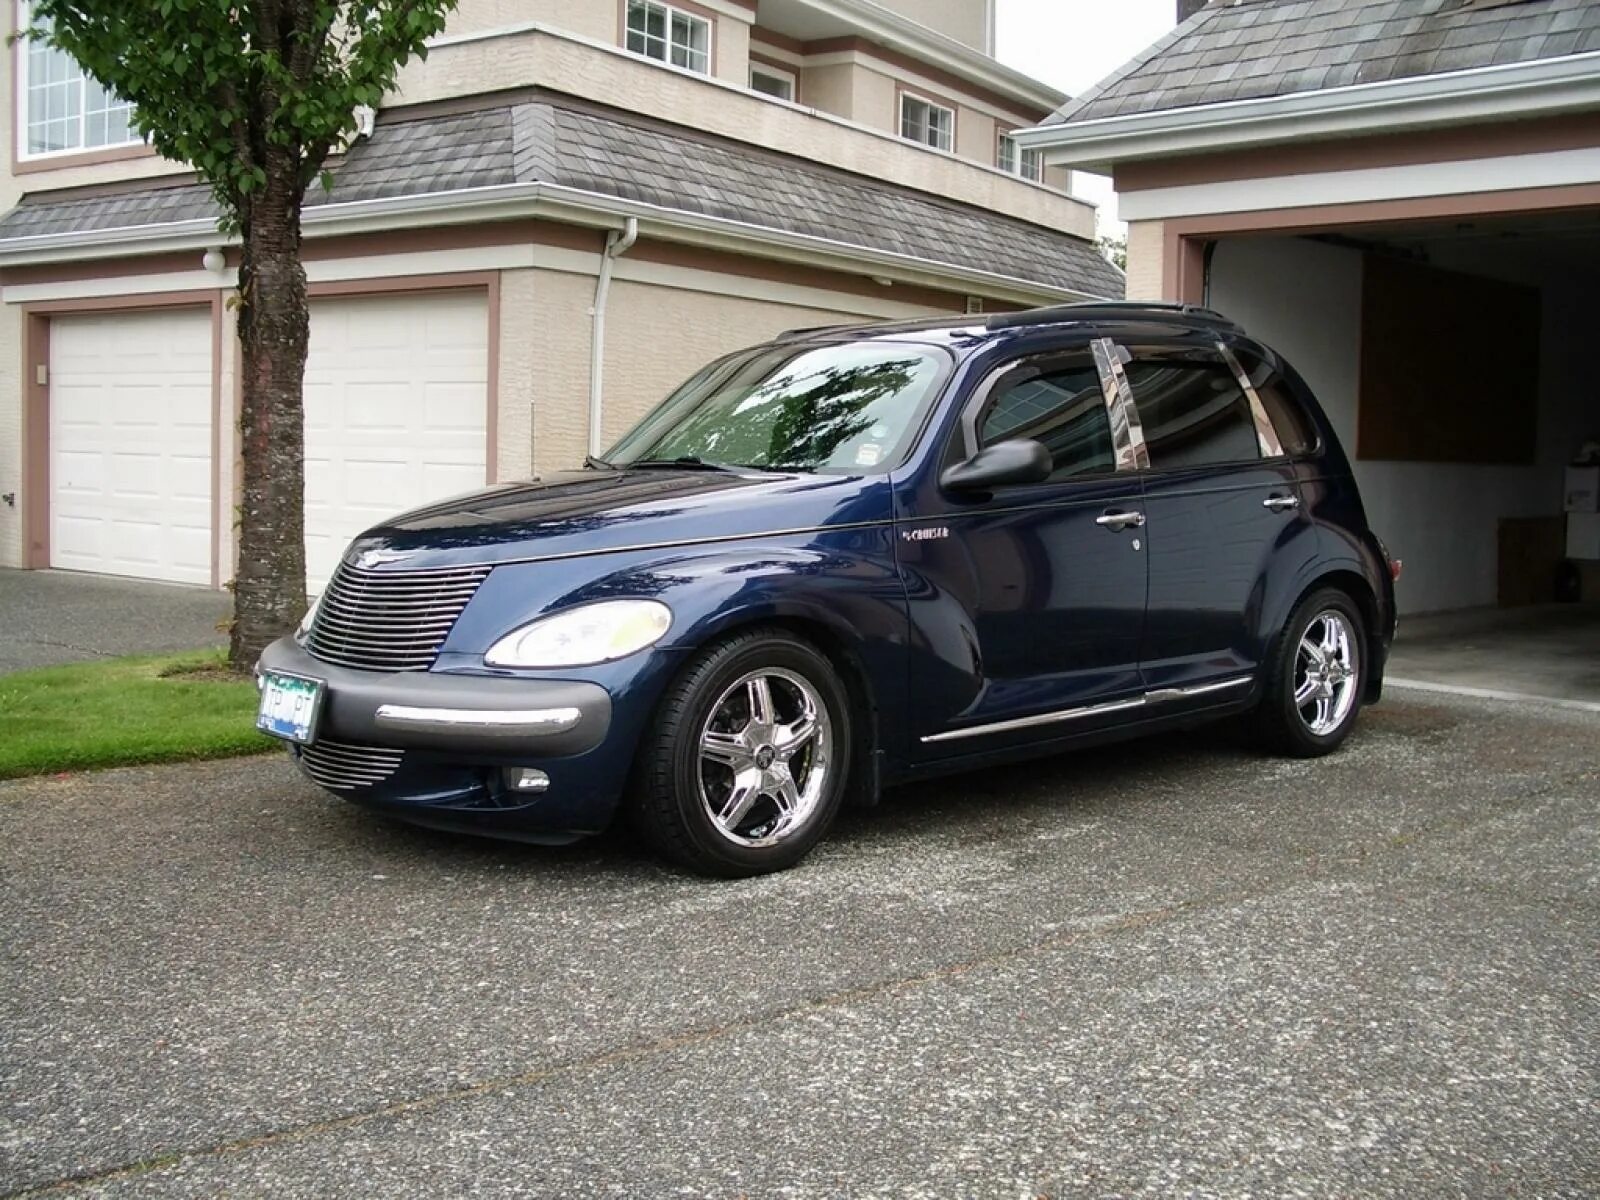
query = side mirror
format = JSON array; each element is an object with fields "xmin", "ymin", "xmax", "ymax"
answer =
[{"xmin": 941, "ymin": 438, "xmax": 1052, "ymax": 492}]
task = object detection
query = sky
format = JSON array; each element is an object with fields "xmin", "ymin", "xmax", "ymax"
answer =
[{"xmin": 995, "ymin": 0, "xmax": 1177, "ymax": 234}]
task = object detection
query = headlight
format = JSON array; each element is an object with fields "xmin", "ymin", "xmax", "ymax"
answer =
[
  {"xmin": 484, "ymin": 600, "xmax": 672, "ymax": 668},
  {"xmin": 295, "ymin": 595, "xmax": 321, "ymax": 642}
]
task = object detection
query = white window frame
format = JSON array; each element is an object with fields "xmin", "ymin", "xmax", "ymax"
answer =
[
  {"xmin": 624, "ymin": 0, "xmax": 713, "ymax": 77},
  {"xmin": 14, "ymin": 0, "xmax": 140, "ymax": 161},
  {"xmin": 898, "ymin": 91, "xmax": 955, "ymax": 153},
  {"xmin": 749, "ymin": 63, "xmax": 797, "ymax": 103},
  {"xmin": 997, "ymin": 133, "xmax": 1044, "ymax": 183}
]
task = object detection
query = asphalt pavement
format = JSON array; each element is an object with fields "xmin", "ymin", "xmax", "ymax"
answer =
[
  {"xmin": 1, "ymin": 693, "xmax": 1596, "ymax": 1198},
  {"xmin": 0, "ymin": 570, "xmax": 228, "ymax": 674}
]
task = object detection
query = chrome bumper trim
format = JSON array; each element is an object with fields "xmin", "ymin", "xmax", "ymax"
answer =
[
  {"xmin": 921, "ymin": 676, "xmax": 1252, "ymax": 745},
  {"xmin": 374, "ymin": 704, "xmax": 584, "ymax": 736}
]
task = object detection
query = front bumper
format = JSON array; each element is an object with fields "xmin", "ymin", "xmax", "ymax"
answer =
[
  {"xmin": 257, "ymin": 637, "xmax": 631, "ymax": 841},
  {"xmin": 258, "ymin": 637, "xmax": 611, "ymax": 756}
]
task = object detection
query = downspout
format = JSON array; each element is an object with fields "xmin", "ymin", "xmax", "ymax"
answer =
[{"xmin": 589, "ymin": 217, "xmax": 639, "ymax": 459}]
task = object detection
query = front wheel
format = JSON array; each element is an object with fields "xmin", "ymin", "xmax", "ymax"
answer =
[
  {"xmin": 1253, "ymin": 588, "xmax": 1366, "ymax": 757},
  {"xmin": 630, "ymin": 629, "xmax": 852, "ymax": 877}
]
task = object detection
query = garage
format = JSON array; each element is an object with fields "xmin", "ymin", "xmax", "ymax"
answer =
[
  {"xmin": 1015, "ymin": 0, "xmax": 1600, "ymax": 699},
  {"xmin": 301, "ymin": 289, "xmax": 490, "ymax": 589},
  {"xmin": 48, "ymin": 307, "xmax": 214, "ymax": 586},
  {"xmin": 1206, "ymin": 217, "xmax": 1600, "ymax": 616}
]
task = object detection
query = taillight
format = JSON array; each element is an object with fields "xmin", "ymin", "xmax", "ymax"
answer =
[{"xmin": 1376, "ymin": 536, "xmax": 1401, "ymax": 582}]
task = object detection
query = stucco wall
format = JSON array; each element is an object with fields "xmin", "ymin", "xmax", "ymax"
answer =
[
  {"xmin": 873, "ymin": 0, "xmax": 991, "ymax": 52},
  {"xmin": 1209, "ymin": 235, "xmax": 1592, "ymax": 614},
  {"xmin": 1124, "ymin": 220, "xmax": 1166, "ymax": 302}
]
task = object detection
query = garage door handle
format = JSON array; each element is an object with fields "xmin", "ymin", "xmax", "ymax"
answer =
[
  {"xmin": 1096, "ymin": 510, "xmax": 1146, "ymax": 531},
  {"xmin": 1263, "ymin": 494, "xmax": 1301, "ymax": 513}
]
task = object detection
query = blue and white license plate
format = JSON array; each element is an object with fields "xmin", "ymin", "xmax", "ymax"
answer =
[{"xmin": 256, "ymin": 671, "xmax": 325, "ymax": 745}]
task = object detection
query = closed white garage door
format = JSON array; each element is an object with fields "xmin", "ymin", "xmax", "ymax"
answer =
[
  {"xmin": 49, "ymin": 308, "xmax": 214, "ymax": 585},
  {"xmin": 303, "ymin": 291, "xmax": 489, "ymax": 588}
]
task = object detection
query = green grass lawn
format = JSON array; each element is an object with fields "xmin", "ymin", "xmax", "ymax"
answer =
[{"xmin": 0, "ymin": 650, "xmax": 275, "ymax": 780}]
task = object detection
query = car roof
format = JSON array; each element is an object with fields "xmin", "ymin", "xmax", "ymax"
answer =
[{"xmin": 775, "ymin": 302, "xmax": 1243, "ymax": 348}]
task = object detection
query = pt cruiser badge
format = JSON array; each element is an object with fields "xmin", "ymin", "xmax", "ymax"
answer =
[{"xmin": 257, "ymin": 302, "xmax": 1399, "ymax": 878}]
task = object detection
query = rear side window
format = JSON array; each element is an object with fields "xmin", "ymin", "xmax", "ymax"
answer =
[
  {"xmin": 980, "ymin": 354, "xmax": 1115, "ymax": 482},
  {"xmin": 1120, "ymin": 347, "xmax": 1261, "ymax": 470},
  {"xmin": 1234, "ymin": 348, "xmax": 1317, "ymax": 457}
]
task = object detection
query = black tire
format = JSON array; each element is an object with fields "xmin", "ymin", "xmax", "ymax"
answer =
[
  {"xmin": 630, "ymin": 628, "xmax": 852, "ymax": 878},
  {"xmin": 1253, "ymin": 587, "xmax": 1367, "ymax": 757}
]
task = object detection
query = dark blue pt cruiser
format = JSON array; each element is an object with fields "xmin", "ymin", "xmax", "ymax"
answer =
[{"xmin": 258, "ymin": 302, "xmax": 1399, "ymax": 877}]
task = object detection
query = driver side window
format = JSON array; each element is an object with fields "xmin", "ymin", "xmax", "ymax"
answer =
[{"xmin": 979, "ymin": 354, "xmax": 1115, "ymax": 483}]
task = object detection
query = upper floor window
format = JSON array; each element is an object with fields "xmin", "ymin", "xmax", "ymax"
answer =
[
  {"xmin": 750, "ymin": 63, "xmax": 796, "ymax": 102},
  {"xmin": 900, "ymin": 93, "xmax": 954, "ymax": 153},
  {"xmin": 997, "ymin": 134, "xmax": 1043, "ymax": 182},
  {"xmin": 626, "ymin": 0, "xmax": 711, "ymax": 75},
  {"xmin": 17, "ymin": 5, "xmax": 138, "ymax": 158}
]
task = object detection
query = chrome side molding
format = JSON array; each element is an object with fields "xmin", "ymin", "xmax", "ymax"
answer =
[{"xmin": 921, "ymin": 676, "xmax": 1252, "ymax": 745}]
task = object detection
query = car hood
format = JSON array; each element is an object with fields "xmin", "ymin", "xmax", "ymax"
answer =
[{"xmin": 344, "ymin": 469, "xmax": 893, "ymax": 570}]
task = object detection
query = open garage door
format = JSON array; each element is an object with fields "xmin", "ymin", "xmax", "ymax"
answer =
[
  {"xmin": 48, "ymin": 308, "xmax": 214, "ymax": 586},
  {"xmin": 303, "ymin": 290, "xmax": 489, "ymax": 590},
  {"xmin": 1207, "ymin": 215, "xmax": 1600, "ymax": 616}
]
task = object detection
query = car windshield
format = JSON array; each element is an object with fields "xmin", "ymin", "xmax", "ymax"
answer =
[{"xmin": 604, "ymin": 341, "xmax": 950, "ymax": 475}]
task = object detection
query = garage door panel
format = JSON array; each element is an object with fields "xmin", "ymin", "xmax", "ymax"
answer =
[
  {"xmin": 304, "ymin": 291, "xmax": 488, "ymax": 590},
  {"xmin": 50, "ymin": 309, "xmax": 214, "ymax": 586}
]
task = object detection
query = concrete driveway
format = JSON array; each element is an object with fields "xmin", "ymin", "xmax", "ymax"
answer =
[
  {"xmin": 2, "ymin": 693, "xmax": 1595, "ymax": 1197},
  {"xmin": 0, "ymin": 570, "xmax": 228, "ymax": 674}
]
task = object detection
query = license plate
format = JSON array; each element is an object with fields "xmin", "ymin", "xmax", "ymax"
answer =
[{"xmin": 256, "ymin": 671, "xmax": 326, "ymax": 745}]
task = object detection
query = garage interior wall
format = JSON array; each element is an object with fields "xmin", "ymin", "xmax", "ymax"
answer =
[{"xmin": 1209, "ymin": 235, "xmax": 1595, "ymax": 614}]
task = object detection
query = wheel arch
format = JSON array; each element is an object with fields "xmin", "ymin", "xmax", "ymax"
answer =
[
  {"xmin": 691, "ymin": 605, "xmax": 885, "ymax": 808},
  {"xmin": 1287, "ymin": 568, "xmax": 1386, "ymax": 703}
]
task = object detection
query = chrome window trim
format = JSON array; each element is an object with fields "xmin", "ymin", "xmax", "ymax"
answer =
[
  {"xmin": 1091, "ymin": 337, "xmax": 1150, "ymax": 473},
  {"xmin": 1218, "ymin": 341, "xmax": 1285, "ymax": 460},
  {"xmin": 920, "ymin": 676, "xmax": 1252, "ymax": 744}
]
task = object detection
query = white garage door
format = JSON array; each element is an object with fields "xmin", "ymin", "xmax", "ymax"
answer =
[
  {"xmin": 303, "ymin": 291, "xmax": 489, "ymax": 589},
  {"xmin": 49, "ymin": 308, "xmax": 214, "ymax": 585}
]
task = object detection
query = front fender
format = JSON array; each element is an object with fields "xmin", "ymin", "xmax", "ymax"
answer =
[{"xmin": 436, "ymin": 526, "xmax": 914, "ymax": 758}]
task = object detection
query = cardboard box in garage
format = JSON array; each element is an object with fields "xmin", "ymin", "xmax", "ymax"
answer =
[
  {"xmin": 1566, "ymin": 464, "xmax": 1600, "ymax": 513},
  {"xmin": 1568, "ymin": 512, "xmax": 1600, "ymax": 561}
]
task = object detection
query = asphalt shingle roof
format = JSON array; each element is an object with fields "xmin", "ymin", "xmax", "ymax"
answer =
[
  {"xmin": 1049, "ymin": 0, "xmax": 1600, "ymax": 125},
  {"xmin": 0, "ymin": 100, "xmax": 1122, "ymax": 299}
]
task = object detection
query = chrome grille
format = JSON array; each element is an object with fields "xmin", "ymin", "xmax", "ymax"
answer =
[
  {"xmin": 306, "ymin": 562, "xmax": 491, "ymax": 671},
  {"xmin": 297, "ymin": 739, "xmax": 405, "ymax": 791}
]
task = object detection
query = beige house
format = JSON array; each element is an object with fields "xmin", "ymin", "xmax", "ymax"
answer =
[
  {"xmin": 1019, "ymin": 0, "xmax": 1600, "ymax": 618},
  {"xmin": 0, "ymin": 0, "xmax": 1121, "ymax": 588}
]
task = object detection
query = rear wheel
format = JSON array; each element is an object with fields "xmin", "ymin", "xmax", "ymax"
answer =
[
  {"xmin": 631, "ymin": 629, "xmax": 851, "ymax": 877},
  {"xmin": 1254, "ymin": 588, "xmax": 1366, "ymax": 757}
]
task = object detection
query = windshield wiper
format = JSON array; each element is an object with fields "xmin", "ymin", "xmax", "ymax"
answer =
[
  {"xmin": 583, "ymin": 455, "xmax": 615, "ymax": 470},
  {"xmin": 626, "ymin": 456, "xmax": 742, "ymax": 473}
]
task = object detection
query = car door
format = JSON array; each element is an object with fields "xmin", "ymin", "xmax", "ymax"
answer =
[
  {"xmin": 1111, "ymin": 337, "xmax": 1319, "ymax": 695},
  {"xmin": 897, "ymin": 337, "xmax": 1151, "ymax": 755}
]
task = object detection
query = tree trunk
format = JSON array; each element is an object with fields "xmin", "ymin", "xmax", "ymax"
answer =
[{"xmin": 228, "ymin": 175, "xmax": 310, "ymax": 670}]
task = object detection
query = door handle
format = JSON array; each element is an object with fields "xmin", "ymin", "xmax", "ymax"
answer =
[
  {"xmin": 1096, "ymin": 509, "xmax": 1146, "ymax": 531},
  {"xmin": 1263, "ymin": 494, "xmax": 1301, "ymax": 513}
]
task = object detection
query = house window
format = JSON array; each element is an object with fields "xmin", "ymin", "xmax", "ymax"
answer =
[
  {"xmin": 17, "ymin": 4, "xmax": 138, "ymax": 157},
  {"xmin": 749, "ymin": 64, "xmax": 796, "ymax": 102},
  {"xmin": 899, "ymin": 93, "xmax": 954, "ymax": 152},
  {"xmin": 626, "ymin": 0, "xmax": 712, "ymax": 75},
  {"xmin": 997, "ymin": 134, "xmax": 1043, "ymax": 182}
]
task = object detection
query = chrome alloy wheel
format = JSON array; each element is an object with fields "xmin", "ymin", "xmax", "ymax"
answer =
[
  {"xmin": 697, "ymin": 668, "xmax": 833, "ymax": 848},
  {"xmin": 1294, "ymin": 610, "xmax": 1359, "ymax": 736}
]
